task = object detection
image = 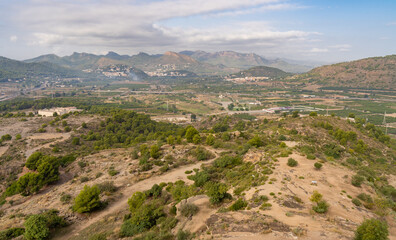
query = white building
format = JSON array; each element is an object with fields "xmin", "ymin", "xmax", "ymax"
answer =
[{"xmin": 38, "ymin": 107, "xmax": 81, "ymax": 117}]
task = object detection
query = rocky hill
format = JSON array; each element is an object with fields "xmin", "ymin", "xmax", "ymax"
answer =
[
  {"xmin": 0, "ymin": 109, "xmax": 395, "ymax": 240},
  {"xmin": 181, "ymin": 50, "xmax": 314, "ymax": 73},
  {"xmin": 296, "ymin": 55, "xmax": 396, "ymax": 89},
  {"xmin": 230, "ymin": 65, "xmax": 291, "ymax": 79}
]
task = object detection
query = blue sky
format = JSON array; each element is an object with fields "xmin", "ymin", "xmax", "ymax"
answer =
[{"xmin": 1, "ymin": 0, "xmax": 395, "ymax": 62}]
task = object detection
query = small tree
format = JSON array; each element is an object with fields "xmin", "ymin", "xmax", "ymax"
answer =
[
  {"xmin": 248, "ymin": 135, "xmax": 263, "ymax": 147},
  {"xmin": 167, "ymin": 135, "xmax": 175, "ymax": 145},
  {"xmin": 150, "ymin": 145, "xmax": 160, "ymax": 159},
  {"xmin": 354, "ymin": 218, "xmax": 388, "ymax": 240},
  {"xmin": 205, "ymin": 182, "xmax": 229, "ymax": 204},
  {"xmin": 72, "ymin": 137, "xmax": 80, "ymax": 145},
  {"xmin": 185, "ymin": 126, "xmax": 199, "ymax": 142},
  {"xmin": 314, "ymin": 162, "xmax": 323, "ymax": 170},
  {"xmin": 128, "ymin": 192, "xmax": 146, "ymax": 213},
  {"xmin": 26, "ymin": 152, "xmax": 43, "ymax": 170},
  {"xmin": 193, "ymin": 134, "xmax": 201, "ymax": 144},
  {"xmin": 309, "ymin": 111, "xmax": 318, "ymax": 117},
  {"xmin": 73, "ymin": 185, "xmax": 101, "ymax": 213},
  {"xmin": 24, "ymin": 215, "xmax": 49, "ymax": 240},
  {"xmin": 206, "ymin": 134, "xmax": 215, "ymax": 146}
]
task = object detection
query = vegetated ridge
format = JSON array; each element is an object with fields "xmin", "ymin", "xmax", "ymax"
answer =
[{"xmin": 295, "ymin": 54, "xmax": 396, "ymax": 89}]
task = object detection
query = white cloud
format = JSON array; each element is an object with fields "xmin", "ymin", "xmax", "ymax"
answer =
[
  {"xmin": 10, "ymin": 0, "xmax": 317, "ymax": 57},
  {"xmin": 329, "ymin": 44, "xmax": 351, "ymax": 52},
  {"xmin": 309, "ymin": 47, "xmax": 328, "ymax": 53},
  {"xmin": 9, "ymin": 35, "xmax": 18, "ymax": 42}
]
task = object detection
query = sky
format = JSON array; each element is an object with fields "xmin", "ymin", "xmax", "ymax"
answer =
[{"xmin": 0, "ymin": 0, "xmax": 396, "ymax": 63}]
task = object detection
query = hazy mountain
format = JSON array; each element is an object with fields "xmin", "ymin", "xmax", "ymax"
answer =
[
  {"xmin": 0, "ymin": 56, "xmax": 85, "ymax": 81},
  {"xmin": 231, "ymin": 65, "xmax": 291, "ymax": 79},
  {"xmin": 180, "ymin": 50, "xmax": 314, "ymax": 73},
  {"xmin": 295, "ymin": 55, "xmax": 396, "ymax": 89}
]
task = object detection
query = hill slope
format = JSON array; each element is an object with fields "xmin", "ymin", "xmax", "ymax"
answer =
[
  {"xmin": 296, "ymin": 55, "xmax": 396, "ymax": 89},
  {"xmin": 0, "ymin": 56, "xmax": 85, "ymax": 81},
  {"xmin": 231, "ymin": 65, "xmax": 291, "ymax": 78},
  {"xmin": 181, "ymin": 50, "xmax": 314, "ymax": 73}
]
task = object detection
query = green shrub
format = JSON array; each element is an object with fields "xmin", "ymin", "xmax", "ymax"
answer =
[
  {"xmin": 189, "ymin": 171, "xmax": 209, "ymax": 187},
  {"xmin": 97, "ymin": 181, "xmax": 117, "ymax": 193},
  {"xmin": 185, "ymin": 126, "xmax": 199, "ymax": 143},
  {"xmin": 205, "ymin": 182, "xmax": 229, "ymax": 204},
  {"xmin": 357, "ymin": 193, "xmax": 373, "ymax": 203},
  {"xmin": 72, "ymin": 137, "xmax": 80, "ymax": 145},
  {"xmin": 24, "ymin": 215, "xmax": 49, "ymax": 240},
  {"xmin": 73, "ymin": 185, "xmax": 101, "ymax": 213},
  {"xmin": 145, "ymin": 184, "xmax": 162, "ymax": 198},
  {"xmin": 25, "ymin": 152, "xmax": 43, "ymax": 170},
  {"xmin": 352, "ymin": 198, "xmax": 362, "ymax": 206},
  {"xmin": 352, "ymin": 175, "xmax": 365, "ymax": 187},
  {"xmin": 287, "ymin": 158, "xmax": 298, "ymax": 167},
  {"xmin": 193, "ymin": 134, "xmax": 201, "ymax": 144},
  {"xmin": 128, "ymin": 192, "xmax": 146, "ymax": 213},
  {"xmin": 16, "ymin": 173, "xmax": 43, "ymax": 196},
  {"xmin": 150, "ymin": 145, "xmax": 161, "ymax": 159},
  {"xmin": 179, "ymin": 203, "xmax": 199, "ymax": 217},
  {"xmin": 176, "ymin": 230, "xmax": 193, "ymax": 240},
  {"xmin": 310, "ymin": 191, "xmax": 323, "ymax": 203},
  {"xmin": 309, "ymin": 112, "xmax": 318, "ymax": 117},
  {"xmin": 15, "ymin": 134, "xmax": 22, "ymax": 140},
  {"xmin": 312, "ymin": 200, "xmax": 329, "ymax": 213},
  {"xmin": 354, "ymin": 218, "xmax": 388, "ymax": 240},
  {"xmin": 307, "ymin": 154, "xmax": 316, "ymax": 160},
  {"xmin": 248, "ymin": 135, "xmax": 263, "ymax": 147},
  {"xmin": 229, "ymin": 198, "xmax": 247, "ymax": 211},
  {"xmin": 60, "ymin": 193, "xmax": 72, "ymax": 204},
  {"xmin": 0, "ymin": 227, "xmax": 25, "ymax": 240},
  {"xmin": 80, "ymin": 177, "xmax": 89, "ymax": 183},
  {"xmin": 314, "ymin": 162, "xmax": 323, "ymax": 170},
  {"xmin": 107, "ymin": 168, "xmax": 119, "ymax": 176},
  {"xmin": 213, "ymin": 155, "xmax": 242, "ymax": 168},
  {"xmin": 88, "ymin": 233, "xmax": 107, "ymax": 240},
  {"xmin": 206, "ymin": 134, "xmax": 215, "ymax": 146}
]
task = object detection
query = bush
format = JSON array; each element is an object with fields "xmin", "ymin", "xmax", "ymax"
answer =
[
  {"xmin": 312, "ymin": 200, "xmax": 329, "ymax": 213},
  {"xmin": 248, "ymin": 135, "xmax": 263, "ymax": 147},
  {"xmin": 352, "ymin": 198, "xmax": 362, "ymax": 206},
  {"xmin": 176, "ymin": 230, "xmax": 192, "ymax": 240},
  {"xmin": 287, "ymin": 158, "xmax": 298, "ymax": 167},
  {"xmin": 145, "ymin": 184, "xmax": 162, "ymax": 198},
  {"xmin": 72, "ymin": 137, "xmax": 80, "ymax": 145},
  {"xmin": 354, "ymin": 218, "xmax": 388, "ymax": 240},
  {"xmin": 89, "ymin": 233, "xmax": 107, "ymax": 240},
  {"xmin": 0, "ymin": 228, "xmax": 25, "ymax": 240},
  {"xmin": 150, "ymin": 145, "xmax": 160, "ymax": 159},
  {"xmin": 352, "ymin": 175, "xmax": 365, "ymax": 187},
  {"xmin": 206, "ymin": 134, "xmax": 215, "ymax": 145},
  {"xmin": 310, "ymin": 191, "xmax": 323, "ymax": 203},
  {"xmin": 185, "ymin": 126, "xmax": 199, "ymax": 143},
  {"xmin": 314, "ymin": 162, "xmax": 323, "ymax": 170},
  {"xmin": 179, "ymin": 203, "xmax": 199, "ymax": 218},
  {"xmin": 309, "ymin": 111, "xmax": 318, "ymax": 116},
  {"xmin": 229, "ymin": 198, "xmax": 247, "ymax": 211},
  {"xmin": 213, "ymin": 155, "xmax": 242, "ymax": 168},
  {"xmin": 60, "ymin": 193, "xmax": 72, "ymax": 204},
  {"xmin": 128, "ymin": 192, "xmax": 146, "ymax": 213},
  {"xmin": 25, "ymin": 152, "xmax": 43, "ymax": 170},
  {"xmin": 97, "ymin": 181, "xmax": 117, "ymax": 193},
  {"xmin": 24, "ymin": 215, "xmax": 49, "ymax": 240},
  {"xmin": 357, "ymin": 193, "xmax": 373, "ymax": 203},
  {"xmin": 189, "ymin": 171, "xmax": 209, "ymax": 187},
  {"xmin": 73, "ymin": 185, "xmax": 101, "ymax": 213},
  {"xmin": 205, "ymin": 182, "xmax": 229, "ymax": 204}
]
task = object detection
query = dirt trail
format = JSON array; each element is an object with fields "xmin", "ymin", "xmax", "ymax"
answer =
[
  {"xmin": 25, "ymin": 132, "xmax": 71, "ymax": 157},
  {"xmin": 57, "ymin": 159, "xmax": 215, "ymax": 240}
]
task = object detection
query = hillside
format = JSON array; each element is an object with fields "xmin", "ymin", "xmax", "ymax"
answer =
[
  {"xmin": 0, "ymin": 107, "xmax": 395, "ymax": 240},
  {"xmin": 296, "ymin": 55, "xmax": 396, "ymax": 89},
  {"xmin": 181, "ymin": 50, "xmax": 314, "ymax": 73},
  {"xmin": 0, "ymin": 56, "xmax": 85, "ymax": 81},
  {"xmin": 230, "ymin": 65, "xmax": 291, "ymax": 78}
]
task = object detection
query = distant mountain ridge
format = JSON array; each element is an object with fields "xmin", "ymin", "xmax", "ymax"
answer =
[
  {"xmin": 180, "ymin": 50, "xmax": 314, "ymax": 73},
  {"xmin": 0, "ymin": 56, "xmax": 85, "ymax": 81},
  {"xmin": 295, "ymin": 55, "xmax": 396, "ymax": 89},
  {"xmin": 25, "ymin": 50, "xmax": 315, "ymax": 75}
]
